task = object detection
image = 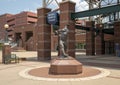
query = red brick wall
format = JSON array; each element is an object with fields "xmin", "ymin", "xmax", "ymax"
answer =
[
  {"xmin": 86, "ymin": 21, "xmax": 95, "ymax": 55},
  {"xmin": 1, "ymin": 11, "xmax": 119, "ymax": 54},
  {"xmin": 0, "ymin": 12, "xmax": 37, "ymax": 41},
  {"xmin": 14, "ymin": 24, "xmax": 36, "ymax": 50},
  {"xmin": 37, "ymin": 8, "xmax": 51, "ymax": 60},
  {"xmin": 104, "ymin": 34, "xmax": 114, "ymax": 41},
  {"xmin": 60, "ymin": 1, "xmax": 76, "ymax": 57},
  {"xmin": 95, "ymin": 24, "xmax": 105, "ymax": 55},
  {"xmin": 114, "ymin": 21, "xmax": 120, "ymax": 43}
]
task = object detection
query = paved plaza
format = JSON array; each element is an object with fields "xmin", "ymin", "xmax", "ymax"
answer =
[{"xmin": 0, "ymin": 51, "xmax": 120, "ymax": 85}]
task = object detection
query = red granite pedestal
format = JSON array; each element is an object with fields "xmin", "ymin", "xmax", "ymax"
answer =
[
  {"xmin": 50, "ymin": 57, "xmax": 82, "ymax": 74},
  {"xmin": 2, "ymin": 43, "xmax": 11, "ymax": 64}
]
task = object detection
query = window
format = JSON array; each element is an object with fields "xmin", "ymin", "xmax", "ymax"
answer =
[
  {"xmin": 7, "ymin": 19, "xmax": 15, "ymax": 23},
  {"xmin": 28, "ymin": 21, "xmax": 35, "ymax": 24},
  {"xmin": 76, "ymin": 43, "xmax": 86, "ymax": 49},
  {"xmin": 28, "ymin": 15, "xmax": 37, "ymax": 19},
  {"xmin": 25, "ymin": 31, "xmax": 33, "ymax": 41}
]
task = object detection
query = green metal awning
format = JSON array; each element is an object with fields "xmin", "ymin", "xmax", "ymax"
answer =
[
  {"xmin": 71, "ymin": 4, "xmax": 120, "ymax": 19},
  {"xmin": 75, "ymin": 25, "xmax": 114, "ymax": 35},
  {"xmin": 103, "ymin": 28, "xmax": 114, "ymax": 35}
]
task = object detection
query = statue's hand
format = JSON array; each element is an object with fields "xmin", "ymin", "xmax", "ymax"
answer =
[{"xmin": 54, "ymin": 31, "xmax": 58, "ymax": 35}]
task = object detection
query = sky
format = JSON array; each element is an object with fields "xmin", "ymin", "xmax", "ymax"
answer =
[
  {"xmin": 0, "ymin": 0, "xmax": 42, "ymax": 14},
  {"xmin": 0, "ymin": 0, "xmax": 117, "ymax": 15},
  {"xmin": 0, "ymin": 0, "xmax": 89, "ymax": 15}
]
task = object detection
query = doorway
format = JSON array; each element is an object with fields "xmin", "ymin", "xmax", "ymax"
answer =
[
  {"xmin": 25, "ymin": 31, "xmax": 33, "ymax": 41},
  {"xmin": 105, "ymin": 41, "xmax": 114, "ymax": 54}
]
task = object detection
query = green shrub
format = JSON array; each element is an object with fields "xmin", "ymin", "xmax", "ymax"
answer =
[{"xmin": 0, "ymin": 43, "xmax": 3, "ymax": 50}]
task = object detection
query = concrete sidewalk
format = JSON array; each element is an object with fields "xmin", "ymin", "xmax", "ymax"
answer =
[
  {"xmin": 0, "ymin": 51, "xmax": 120, "ymax": 85},
  {"xmin": 76, "ymin": 54, "xmax": 120, "ymax": 68}
]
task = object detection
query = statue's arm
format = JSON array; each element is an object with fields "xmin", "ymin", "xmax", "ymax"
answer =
[{"xmin": 55, "ymin": 30, "xmax": 59, "ymax": 35}]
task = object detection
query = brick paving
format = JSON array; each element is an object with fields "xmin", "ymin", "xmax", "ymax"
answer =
[{"xmin": 0, "ymin": 51, "xmax": 120, "ymax": 85}]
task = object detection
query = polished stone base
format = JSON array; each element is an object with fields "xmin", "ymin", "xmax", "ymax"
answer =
[
  {"xmin": 2, "ymin": 44, "xmax": 11, "ymax": 64},
  {"xmin": 49, "ymin": 57, "xmax": 82, "ymax": 74}
]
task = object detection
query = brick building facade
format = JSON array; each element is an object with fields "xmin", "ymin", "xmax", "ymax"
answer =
[
  {"xmin": 0, "ymin": 10, "xmax": 118, "ymax": 55},
  {"xmin": 0, "ymin": 11, "xmax": 86, "ymax": 52},
  {"xmin": 0, "ymin": 11, "xmax": 37, "ymax": 40}
]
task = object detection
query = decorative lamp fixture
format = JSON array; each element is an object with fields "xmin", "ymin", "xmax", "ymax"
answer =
[{"xmin": 4, "ymin": 24, "xmax": 9, "ymax": 29}]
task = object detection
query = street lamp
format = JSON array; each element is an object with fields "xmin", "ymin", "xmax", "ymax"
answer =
[
  {"xmin": 2, "ymin": 24, "xmax": 11, "ymax": 64},
  {"xmin": 4, "ymin": 24, "xmax": 9, "ymax": 43}
]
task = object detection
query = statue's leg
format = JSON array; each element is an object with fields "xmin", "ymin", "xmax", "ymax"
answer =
[
  {"xmin": 63, "ymin": 41, "xmax": 68, "ymax": 57},
  {"xmin": 64, "ymin": 41, "xmax": 67, "ymax": 52},
  {"xmin": 60, "ymin": 41, "xmax": 66, "ymax": 57},
  {"xmin": 60, "ymin": 41, "xmax": 68, "ymax": 57}
]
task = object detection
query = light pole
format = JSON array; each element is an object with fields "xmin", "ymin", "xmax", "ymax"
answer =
[
  {"xmin": 4, "ymin": 24, "xmax": 9, "ymax": 43},
  {"xmin": 2, "ymin": 24, "xmax": 11, "ymax": 64}
]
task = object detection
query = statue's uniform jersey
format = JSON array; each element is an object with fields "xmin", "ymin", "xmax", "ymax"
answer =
[{"xmin": 59, "ymin": 27, "xmax": 69, "ymax": 41}]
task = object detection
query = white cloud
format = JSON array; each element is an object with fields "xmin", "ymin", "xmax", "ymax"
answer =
[
  {"xmin": 39, "ymin": 0, "xmax": 88, "ymax": 12},
  {"xmin": 73, "ymin": 0, "xmax": 89, "ymax": 12},
  {"xmin": 76, "ymin": 1, "xmax": 88, "ymax": 12},
  {"xmin": 23, "ymin": 8, "xmax": 37, "ymax": 13},
  {"xmin": 29, "ymin": 10, "xmax": 37, "ymax": 13},
  {"xmin": 48, "ymin": 0, "xmax": 61, "ymax": 8},
  {"xmin": 51, "ymin": 0, "xmax": 88, "ymax": 12}
]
